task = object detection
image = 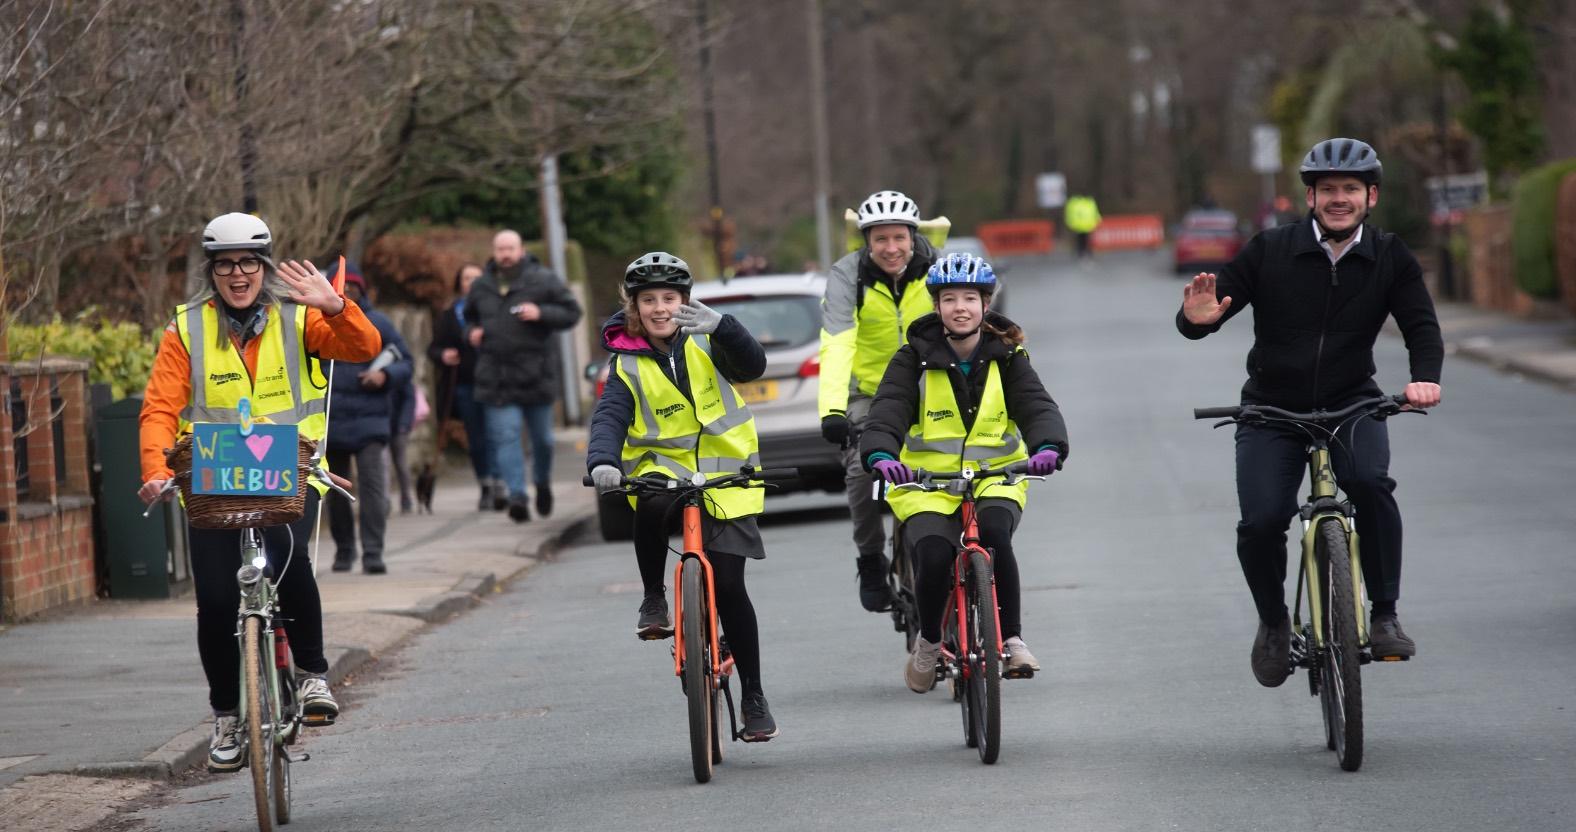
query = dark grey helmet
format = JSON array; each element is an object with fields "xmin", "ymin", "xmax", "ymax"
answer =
[
  {"xmin": 1299, "ymin": 138, "xmax": 1382, "ymax": 186},
  {"xmin": 624, "ymin": 251, "xmax": 692, "ymax": 294}
]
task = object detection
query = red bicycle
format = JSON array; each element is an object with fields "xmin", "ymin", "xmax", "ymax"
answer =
[
  {"xmin": 887, "ymin": 462, "xmax": 1045, "ymax": 764},
  {"xmin": 587, "ymin": 466, "xmax": 795, "ymax": 783}
]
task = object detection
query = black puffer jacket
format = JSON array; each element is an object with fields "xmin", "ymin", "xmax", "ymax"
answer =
[
  {"xmin": 586, "ymin": 311, "xmax": 767, "ymax": 472},
  {"xmin": 859, "ymin": 312, "xmax": 1068, "ymax": 469},
  {"xmin": 1175, "ymin": 216, "xmax": 1443, "ymax": 410},
  {"xmin": 463, "ymin": 254, "xmax": 583, "ymax": 406}
]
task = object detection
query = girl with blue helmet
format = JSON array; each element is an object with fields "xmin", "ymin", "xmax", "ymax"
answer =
[{"xmin": 859, "ymin": 252, "xmax": 1071, "ymax": 692}]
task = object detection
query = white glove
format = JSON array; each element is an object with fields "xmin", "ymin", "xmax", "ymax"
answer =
[
  {"xmin": 591, "ymin": 464, "xmax": 623, "ymax": 491},
  {"xmin": 673, "ymin": 300, "xmax": 723, "ymax": 335}
]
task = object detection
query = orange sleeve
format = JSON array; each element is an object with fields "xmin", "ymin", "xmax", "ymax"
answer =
[
  {"xmin": 139, "ymin": 323, "xmax": 191, "ymax": 482},
  {"xmin": 305, "ymin": 299, "xmax": 381, "ymax": 362}
]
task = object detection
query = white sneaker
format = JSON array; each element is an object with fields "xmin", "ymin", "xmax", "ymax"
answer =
[
  {"xmin": 208, "ymin": 714, "xmax": 243, "ymax": 772},
  {"xmin": 905, "ymin": 637, "xmax": 942, "ymax": 693},
  {"xmin": 1004, "ymin": 636, "xmax": 1040, "ymax": 678},
  {"xmin": 299, "ymin": 674, "xmax": 339, "ymax": 724}
]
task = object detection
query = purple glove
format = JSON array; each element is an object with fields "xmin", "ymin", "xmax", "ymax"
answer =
[
  {"xmin": 1026, "ymin": 448, "xmax": 1060, "ymax": 476},
  {"xmin": 872, "ymin": 459, "xmax": 915, "ymax": 485}
]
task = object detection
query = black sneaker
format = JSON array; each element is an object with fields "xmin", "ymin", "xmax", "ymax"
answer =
[
  {"xmin": 332, "ymin": 552, "xmax": 355, "ymax": 572},
  {"xmin": 1251, "ymin": 617, "xmax": 1293, "ymax": 688},
  {"xmin": 492, "ymin": 480, "xmax": 509, "ymax": 511},
  {"xmin": 362, "ymin": 554, "xmax": 387, "ymax": 574},
  {"xmin": 636, "ymin": 592, "xmax": 672, "ymax": 639},
  {"xmin": 1369, "ymin": 613, "xmax": 1416, "ymax": 658},
  {"xmin": 508, "ymin": 497, "xmax": 531, "ymax": 523},
  {"xmin": 535, "ymin": 484, "xmax": 554, "ymax": 518},
  {"xmin": 739, "ymin": 691, "xmax": 779, "ymax": 742},
  {"xmin": 856, "ymin": 553, "xmax": 895, "ymax": 612},
  {"xmin": 478, "ymin": 483, "xmax": 492, "ymax": 512}
]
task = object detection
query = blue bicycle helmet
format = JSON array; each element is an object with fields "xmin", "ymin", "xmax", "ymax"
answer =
[{"xmin": 925, "ymin": 252, "xmax": 997, "ymax": 298}]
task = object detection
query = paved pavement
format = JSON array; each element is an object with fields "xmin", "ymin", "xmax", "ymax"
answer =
[
  {"xmin": 1428, "ymin": 301, "xmax": 1576, "ymax": 392},
  {"xmin": 87, "ymin": 251, "xmax": 1576, "ymax": 832},
  {"xmin": 0, "ymin": 432, "xmax": 596, "ymax": 831}
]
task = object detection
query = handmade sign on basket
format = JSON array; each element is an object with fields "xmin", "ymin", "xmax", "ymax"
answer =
[{"xmin": 167, "ymin": 422, "xmax": 317, "ymax": 529}]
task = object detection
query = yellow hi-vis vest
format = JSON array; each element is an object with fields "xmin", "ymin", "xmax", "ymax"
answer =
[
  {"xmin": 888, "ymin": 357, "xmax": 1030, "ymax": 522},
  {"xmin": 175, "ymin": 301, "xmax": 329, "ymax": 492},
  {"xmin": 614, "ymin": 334, "xmax": 764, "ymax": 520},
  {"xmin": 819, "ymin": 276, "xmax": 935, "ymax": 414}
]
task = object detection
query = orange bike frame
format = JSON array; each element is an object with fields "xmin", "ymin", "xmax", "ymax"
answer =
[
  {"xmin": 951, "ymin": 495, "xmax": 1006, "ymax": 672},
  {"xmin": 670, "ymin": 502, "xmax": 732, "ymax": 681}
]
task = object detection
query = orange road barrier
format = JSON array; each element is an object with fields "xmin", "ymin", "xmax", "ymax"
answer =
[
  {"xmin": 977, "ymin": 220, "xmax": 1056, "ymax": 256},
  {"xmin": 1091, "ymin": 215, "xmax": 1165, "ymax": 251}
]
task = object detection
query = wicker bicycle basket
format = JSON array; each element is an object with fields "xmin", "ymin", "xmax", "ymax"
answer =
[{"xmin": 166, "ymin": 433, "xmax": 318, "ymax": 529}]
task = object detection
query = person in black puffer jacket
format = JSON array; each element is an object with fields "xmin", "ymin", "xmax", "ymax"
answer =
[
  {"xmin": 861, "ymin": 253, "xmax": 1068, "ymax": 694},
  {"xmin": 463, "ymin": 230, "xmax": 583, "ymax": 523},
  {"xmin": 325, "ymin": 266, "xmax": 413, "ymax": 575}
]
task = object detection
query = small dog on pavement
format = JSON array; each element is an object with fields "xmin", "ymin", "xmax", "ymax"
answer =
[{"xmin": 414, "ymin": 464, "xmax": 436, "ymax": 514}]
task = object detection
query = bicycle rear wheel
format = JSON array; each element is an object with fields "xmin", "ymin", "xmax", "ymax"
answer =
[
  {"xmin": 243, "ymin": 617, "xmax": 277, "ymax": 832},
  {"xmin": 1316, "ymin": 519, "xmax": 1364, "ymax": 771},
  {"xmin": 891, "ymin": 524, "xmax": 919, "ymax": 653},
  {"xmin": 965, "ymin": 550, "xmax": 1002, "ymax": 764},
  {"xmin": 681, "ymin": 559, "xmax": 714, "ymax": 783}
]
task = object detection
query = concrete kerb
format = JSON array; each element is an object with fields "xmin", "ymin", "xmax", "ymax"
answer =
[
  {"xmin": 1450, "ymin": 339, "xmax": 1576, "ymax": 392},
  {"xmin": 104, "ymin": 504, "xmax": 595, "ymax": 782}
]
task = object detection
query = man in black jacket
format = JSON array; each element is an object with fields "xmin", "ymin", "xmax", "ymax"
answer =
[
  {"xmin": 1177, "ymin": 138, "xmax": 1443, "ymax": 686},
  {"xmin": 465, "ymin": 230, "xmax": 583, "ymax": 522}
]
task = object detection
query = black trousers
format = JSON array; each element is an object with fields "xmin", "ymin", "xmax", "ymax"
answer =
[
  {"xmin": 1235, "ymin": 411, "xmax": 1401, "ymax": 624},
  {"xmin": 633, "ymin": 494, "xmax": 763, "ymax": 695},
  {"xmin": 189, "ymin": 492, "xmax": 328, "ymax": 713},
  {"xmin": 906, "ymin": 500, "xmax": 1022, "ymax": 644}
]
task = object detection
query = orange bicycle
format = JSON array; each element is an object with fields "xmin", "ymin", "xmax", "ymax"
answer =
[{"xmin": 586, "ymin": 466, "xmax": 796, "ymax": 783}]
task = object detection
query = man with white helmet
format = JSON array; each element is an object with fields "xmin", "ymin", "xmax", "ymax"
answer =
[{"xmin": 818, "ymin": 190, "xmax": 939, "ymax": 612}]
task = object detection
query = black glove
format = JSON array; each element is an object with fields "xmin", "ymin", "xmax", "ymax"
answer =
[{"xmin": 820, "ymin": 412, "xmax": 850, "ymax": 447}]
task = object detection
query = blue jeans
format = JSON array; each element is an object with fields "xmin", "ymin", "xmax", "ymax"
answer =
[
  {"xmin": 452, "ymin": 384, "xmax": 494, "ymax": 482},
  {"xmin": 485, "ymin": 403, "xmax": 555, "ymax": 498}
]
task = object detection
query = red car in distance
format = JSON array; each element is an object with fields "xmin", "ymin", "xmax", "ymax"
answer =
[{"xmin": 1173, "ymin": 209, "xmax": 1244, "ymax": 275}]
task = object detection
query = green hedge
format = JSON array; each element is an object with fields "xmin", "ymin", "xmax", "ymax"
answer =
[
  {"xmin": 8, "ymin": 315, "xmax": 156, "ymax": 400},
  {"xmin": 1511, "ymin": 158, "xmax": 1576, "ymax": 299}
]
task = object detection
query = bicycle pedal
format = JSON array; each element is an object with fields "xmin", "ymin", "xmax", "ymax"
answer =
[
  {"xmin": 1003, "ymin": 669, "xmax": 1036, "ymax": 680},
  {"xmin": 1376, "ymin": 654, "xmax": 1410, "ymax": 662},
  {"xmin": 301, "ymin": 713, "xmax": 337, "ymax": 727},
  {"xmin": 286, "ymin": 749, "xmax": 311, "ymax": 763},
  {"xmin": 637, "ymin": 628, "xmax": 674, "ymax": 641}
]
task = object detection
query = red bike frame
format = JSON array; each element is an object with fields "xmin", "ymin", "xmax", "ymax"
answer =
[
  {"xmin": 670, "ymin": 503, "xmax": 735, "ymax": 683},
  {"xmin": 943, "ymin": 492, "xmax": 1006, "ymax": 678}
]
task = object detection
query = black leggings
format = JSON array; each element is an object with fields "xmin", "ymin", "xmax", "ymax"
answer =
[
  {"xmin": 189, "ymin": 492, "xmax": 328, "ymax": 713},
  {"xmin": 909, "ymin": 504, "xmax": 1022, "ymax": 644},
  {"xmin": 633, "ymin": 497, "xmax": 763, "ymax": 695}
]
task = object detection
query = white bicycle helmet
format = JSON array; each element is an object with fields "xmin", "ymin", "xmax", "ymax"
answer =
[
  {"xmin": 202, "ymin": 213, "xmax": 274, "ymax": 255},
  {"xmin": 856, "ymin": 190, "xmax": 921, "ymax": 230}
]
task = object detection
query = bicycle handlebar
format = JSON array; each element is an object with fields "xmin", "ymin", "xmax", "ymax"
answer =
[
  {"xmin": 1193, "ymin": 394, "xmax": 1415, "ymax": 425},
  {"xmin": 582, "ymin": 466, "xmax": 800, "ymax": 492},
  {"xmin": 883, "ymin": 461, "xmax": 1045, "ymax": 496}
]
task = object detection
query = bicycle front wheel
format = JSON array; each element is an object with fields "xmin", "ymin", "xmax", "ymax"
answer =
[
  {"xmin": 1317, "ymin": 519, "xmax": 1364, "ymax": 771},
  {"xmin": 966, "ymin": 549, "xmax": 1002, "ymax": 764},
  {"xmin": 243, "ymin": 617, "xmax": 277, "ymax": 831},
  {"xmin": 681, "ymin": 559, "xmax": 714, "ymax": 783}
]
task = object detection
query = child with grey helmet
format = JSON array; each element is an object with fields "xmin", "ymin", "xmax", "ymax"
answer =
[
  {"xmin": 859, "ymin": 253, "xmax": 1070, "ymax": 692},
  {"xmin": 584, "ymin": 252, "xmax": 781, "ymax": 741}
]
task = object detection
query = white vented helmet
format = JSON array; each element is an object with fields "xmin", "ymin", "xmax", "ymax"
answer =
[
  {"xmin": 202, "ymin": 212, "xmax": 273, "ymax": 255},
  {"xmin": 857, "ymin": 190, "xmax": 921, "ymax": 230}
]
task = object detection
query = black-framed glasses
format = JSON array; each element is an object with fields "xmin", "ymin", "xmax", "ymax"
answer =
[{"xmin": 212, "ymin": 257, "xmax": 264, "ymax": 276}]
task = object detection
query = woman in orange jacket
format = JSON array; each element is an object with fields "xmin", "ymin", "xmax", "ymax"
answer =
[{"xmin": 138, "ymin": 213, "xmax": 381, "ymax": 772}]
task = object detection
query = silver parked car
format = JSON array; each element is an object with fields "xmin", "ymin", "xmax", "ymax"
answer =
[{"xmin": 592, "ymin": 273, "xmax": 844, "ymax": 540}]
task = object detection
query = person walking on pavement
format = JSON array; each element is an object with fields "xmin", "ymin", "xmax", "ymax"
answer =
[
  {"xmin": 465, "ymin": 229, "xmax": 583, "ymax": 523},
  {"xmin": 1176, "ymin": 138, "xmax": 1443, "ymax": 687},
  {"xmin": 325, "ymin": 265, "xmax": 413, "ymax": 574},
  {"xmin": 1065, "ymin": 194, "xmax": 1102, "ymax": 260},
  {"xmin": 586, "ymin": 251, "xmax": 779, "ymax": 741},
  {"xmin": 818, "ymin": 190, "xmax": 939, "ymax": 612},
  {"xmin": 138, "ymin": 213, "xmax": 380, "ymax": 771},
  {"xmin": 388, "ymin": 363, "xmax": 418, "ymax": 514},
  {"xmin": 429, "ymin": 263, "xmax": 502, "ymax": 511}
]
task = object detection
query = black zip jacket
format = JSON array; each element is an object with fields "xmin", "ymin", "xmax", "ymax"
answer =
[
  {"xmin": 586, "ymin": 311, "xmax": 766, "ymax": 472},
  {"xmin": 1176, "ymin": 216, "xmax": 1443, "ymax": 410},
  {"xmin": 859, "ymin": 312, "xmax": 1069, "ymax": 470}
]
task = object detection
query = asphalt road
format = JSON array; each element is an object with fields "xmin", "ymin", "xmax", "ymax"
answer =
[{"xmin": 128, "ymin": 252, "xmax": 1576, "ymax": 831}]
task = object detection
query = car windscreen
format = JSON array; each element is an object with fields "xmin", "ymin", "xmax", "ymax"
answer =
[{"xmin": 704, "ymin": 295, "xmax": 822, "ymax": 350}]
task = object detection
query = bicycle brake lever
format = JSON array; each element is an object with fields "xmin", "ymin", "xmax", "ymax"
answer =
[{"xmin": 1211, "ymin": 418, "xmax": 1235, "ymax": 429}]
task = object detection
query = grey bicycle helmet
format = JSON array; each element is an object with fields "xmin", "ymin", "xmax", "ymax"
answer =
[
  {"xmin": 1299, "ymin": 138, "xmax": 1383, "ymax": 186},
  {"xmin": 624, "ymin": 251, "xmax": 693, "ymax": 294}
]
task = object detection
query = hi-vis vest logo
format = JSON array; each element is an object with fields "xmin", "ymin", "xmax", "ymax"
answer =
[
  {"xmin": 655, "ymin": 402, "xmax": 687, "ymax": 418},
  {"xmin": 257, "ymin": 367, "xmax": 286, "ymax": 384},
  {"xmin": 926, "ymin": 408, "xmax": 955, "ymax": 421},
  {"xmin": 209, "ymin": 371, "xmax": 244, "ymax": 386}
]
